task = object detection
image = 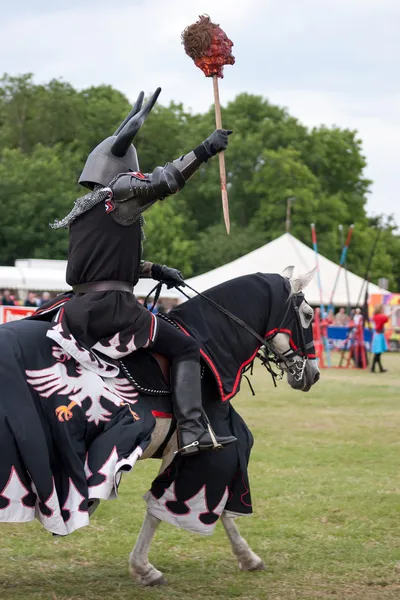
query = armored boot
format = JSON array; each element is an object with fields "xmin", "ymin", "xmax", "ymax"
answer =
[{"xmin": 172, "ymin": 360, "xmax": 237, "ymax": 456}]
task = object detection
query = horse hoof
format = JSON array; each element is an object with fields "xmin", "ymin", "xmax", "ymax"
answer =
[
  {"xmin": 249, "ymin": 561, "xmax": 266, "ymax": 572},
  {"xmin": 149, "ymin": 575, "xmax": 167, "ymax": 586}
]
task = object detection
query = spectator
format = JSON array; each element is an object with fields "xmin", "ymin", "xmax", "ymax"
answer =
[
  {"xmin": 371, "ymin": 304, "xmax": 389, "ymax": 374},
  {"xmin": 25, "ymin": 292, "xmax": 38, "ymax": 307},
  {"xmin": 167, "ymin": 299, "xmax": 180, "ymax": 312},
  {"xmin": 1, "ymin": 290, "xmax": 15, "ymax": 306},
  {"xmin": 326, "ymin": 309, "xmax": 334, "ymax": 324},
  {"xmin": 352, "ymin": 307, "xmax": 363, "ymax": 326},
  {"xmin": 334, "ymin": 307, "xmax": 350, "ymax": 327},
  {"xmin": 38, "ymin": 291, "xmax": 51, "ymax": 307},
  {"xmin": 156, "ymin": 301, "xmax": 166, "ymax": 314}
]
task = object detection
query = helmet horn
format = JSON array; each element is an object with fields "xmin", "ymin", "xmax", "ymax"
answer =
[
  {"xmin": 111, "ymin": 87, "xmax": 161, "ymax": 158},
  {"xmin": 113, "ymin": 91, "xmax": 145, "ymax": 136}
]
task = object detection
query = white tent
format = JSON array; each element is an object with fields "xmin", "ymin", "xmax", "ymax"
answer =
[
  {"xmin": 0, "ymin": 264, "xmax": 70, "ymax": 292},
  {"xmin": 0, "ymin": 258, "xmax": 182, "ymax": 298},
  {"xmin": 184, "ymin": 233, "xmax": 389, "ymax": 306},
  {"xmin": 1, "ymin": 236, "xmax": 389, "ymax": 305}
]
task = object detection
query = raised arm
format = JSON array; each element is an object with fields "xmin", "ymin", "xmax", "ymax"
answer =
[{"xmin": 105, "ymin": 129, "xmax": 232, "ymax": 225}]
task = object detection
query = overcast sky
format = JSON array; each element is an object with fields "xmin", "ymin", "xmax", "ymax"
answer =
[{"xmin": 1, "ymin": 0, "xmax": 399, "ymax": 225}]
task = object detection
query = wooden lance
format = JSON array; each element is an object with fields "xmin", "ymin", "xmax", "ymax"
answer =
[{"xmin": 181, "ymin": 15, "xmax": 235, "ymax": 234}]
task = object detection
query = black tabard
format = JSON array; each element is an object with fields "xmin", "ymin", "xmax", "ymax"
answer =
[{"xmin": 61, "ymin": 202, "xmax": 154, "ymax": 354}]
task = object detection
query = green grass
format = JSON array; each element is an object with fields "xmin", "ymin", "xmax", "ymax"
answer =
[{"xmin": 1, "ymin": 354, "xmax": 400, "ymax": 600}]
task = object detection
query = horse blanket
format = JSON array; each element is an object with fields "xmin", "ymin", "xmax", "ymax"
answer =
[
  {"xmin": 0, "ymin": 319, "xmax": 156, "ymax": 536},
  {"xmin": 0, "ymin": 316, "xmax": 254, "ymax": 537}
]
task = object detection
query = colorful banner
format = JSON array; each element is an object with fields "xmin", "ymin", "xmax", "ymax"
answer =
[
  {"xmin": 369, "ymin": 293, "xmax": 400, "ymax": 350},
  {"xmin": 0, "ymin": 306, "xmax": 36, "ymax": 324}
]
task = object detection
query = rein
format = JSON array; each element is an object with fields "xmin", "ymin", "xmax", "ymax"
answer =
[{"xmin": 145, "ymin": 280, "xmax": 309, "ymax": 386}]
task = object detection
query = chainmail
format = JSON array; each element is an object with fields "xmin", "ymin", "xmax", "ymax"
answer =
[
  {"xmin": 50, "ymin": 184, "xmax": 114, "ymax": 229},
  {"xmin": 50, "ymin": 181, "xmax": 146, "ymax": 245}
]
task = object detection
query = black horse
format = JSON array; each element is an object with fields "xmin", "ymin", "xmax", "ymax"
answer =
[{"xmin": 0, "ymin": 268, "xmax": 319, "ymax": 586}]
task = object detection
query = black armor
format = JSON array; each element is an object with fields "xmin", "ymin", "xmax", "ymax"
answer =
[
  {"xmin": 50, "ymin": 86, "xmax": 234, "ymax": 456},
  {"xmin": 105, "ymin": 147, "xmax": 209, "ymax": 226}
]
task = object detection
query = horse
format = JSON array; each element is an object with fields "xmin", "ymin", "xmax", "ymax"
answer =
[{"xmin": 0, "ymin": 267, "xmax": 320, "ymax": 587}]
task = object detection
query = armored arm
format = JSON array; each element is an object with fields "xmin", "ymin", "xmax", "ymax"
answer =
[{"xmin": 106, "ymin": 129, "xmax": 232, "ymax": 225}]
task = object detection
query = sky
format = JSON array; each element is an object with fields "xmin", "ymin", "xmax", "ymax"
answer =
[{"xmin": 1, "ymin": 0, "xmax": 399, "ymax": 225}]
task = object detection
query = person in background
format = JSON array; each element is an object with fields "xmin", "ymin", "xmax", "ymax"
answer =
[
  {"xmin": 167, "ymin": 298, "xmax": 180, "ymax": 313},
  {"xmin": 38, "ymin": 291, "xmax": 51, "ymax": 307},
  {"xmin": 25, "ymin": 292, "xmax": 38, "ymax": 307},
  {"xmin": 1, "ymin": 290, "xmax": 15, "ymax": 306},
  {"xmin": 334, "ymin": 307, "xmax": 350, "ymax": 327},
  {"xmin": 352, "ymin": 307, "xmax": 363, "ymax": 326},
  {"xmin": 370, "ymin": 304, "xmax": 389, "ymax": 373},
  {"xmin": 156, "ymin": 301, "xmax": 166, "ymax": 314},
  {"xmin": 326, "ymin": 309, "xmax": 334, "ymax": 324}
]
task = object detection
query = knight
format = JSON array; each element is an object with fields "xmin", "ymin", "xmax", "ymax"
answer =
[{"xmin": 50, "ymin": 87, "xmax": 236, "ymax": 455}]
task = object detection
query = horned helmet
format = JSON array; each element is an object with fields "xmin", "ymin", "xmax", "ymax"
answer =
[{"xmin": 79, "ymin": 88, "xmax": 161, "ymax": 189}]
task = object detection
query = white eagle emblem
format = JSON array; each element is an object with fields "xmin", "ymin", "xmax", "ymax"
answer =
[{"xmin": 26, "ymin": 361, "xmax": 138, "ymax": 425}]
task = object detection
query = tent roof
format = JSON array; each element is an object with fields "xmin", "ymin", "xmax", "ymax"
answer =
[
  {"xmin": 1, "ymin": 235, "xmax": 390, "ymax": 304},
  {"xmin": 0, "ymin": 266, "xmax": 71, "ymax": 292},
  {"xmin": 0, "ymin": 263, "xmax": 182, "ymax": 298},
  {"xmin": 184, "ymin": 233, "xmax": 389, "ymax": 306}
]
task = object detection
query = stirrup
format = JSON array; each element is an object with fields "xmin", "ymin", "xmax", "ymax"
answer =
[
  {"xmin": 206, "ymin": 424, "xmax": 223, "ymax": 450},
  {"xmin": 202, "ymin": 410, "xmax": 223, "ymax": 450},
  {"xmin": 174, "ymin": 425, "xmax": 222, "ymax": 455},
  {"xmin": 174, "ymin": 440, "xmax": 200, "ymax": 455}
]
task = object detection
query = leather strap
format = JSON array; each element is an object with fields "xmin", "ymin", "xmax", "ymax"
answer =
[{"xmin": 72, "ymin": 281, "xmax": 133, "ymax": 294}]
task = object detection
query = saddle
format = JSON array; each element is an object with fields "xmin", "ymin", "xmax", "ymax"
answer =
[
  {"xmin": 120, "ymin": 349, "xmax": 171, "ymax": 395},
  {"xmin": 29, "ymin": 297, "xmax": 172, "ymax": 395}
]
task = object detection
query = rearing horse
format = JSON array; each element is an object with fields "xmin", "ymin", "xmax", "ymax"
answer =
[{"xmin": 0, "ymin": 267, "xmax": 319, "ymax": 587}]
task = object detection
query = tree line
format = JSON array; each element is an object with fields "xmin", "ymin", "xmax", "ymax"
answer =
[{"xmin": 0, "ymin": 74, "xmax": 399, "ymax": 290}]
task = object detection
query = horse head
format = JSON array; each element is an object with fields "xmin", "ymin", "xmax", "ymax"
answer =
[{"xmin": 266, "ymin": 266, "xmax": 320, "ymax": 392}]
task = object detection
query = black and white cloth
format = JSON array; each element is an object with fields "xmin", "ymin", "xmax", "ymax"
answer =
[{"xmin": 0, "ymin": 319, "xmax": 156, "ymax": 536}]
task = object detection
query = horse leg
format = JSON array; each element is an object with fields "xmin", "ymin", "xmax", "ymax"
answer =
[
  {"xmin": 221, "ymin": 512, "xmax": 266, "ymax": 572},
  {"xmin": 129, "ymin": 440, "xmax": 177, "ymax": 587},
  {"xmin": 129, "ymin": 512, "xmax": 167, "ymax": 586}
]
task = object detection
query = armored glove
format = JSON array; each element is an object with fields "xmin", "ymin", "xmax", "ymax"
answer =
[
  {"xmin": 151, "ymin": 264, "xmax": 185, "ymax": 288},
  {"xmin": 202, "ymin": 129, "xmax": 233, "ymax": 158}
]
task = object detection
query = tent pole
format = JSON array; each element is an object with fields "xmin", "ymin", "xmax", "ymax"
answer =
[
  {"xmin": 310, "ymin": 224, "xmax": 331, "ymax": 367},
  {"xmin": 328, "ymin": 224, "xmax": 354, "ymax": 313},
  {"xmin": 340, "ymin": 225, "xmax": 352, "ymax": 315},
  {"xmin": 356, "ymin": 227, "xmax": 381, "ymax": 309}
]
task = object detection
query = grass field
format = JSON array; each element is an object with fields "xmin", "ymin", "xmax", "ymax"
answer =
[{"xmin": 1, "ymin": 354, "xmax": 399, "ymax": 600}]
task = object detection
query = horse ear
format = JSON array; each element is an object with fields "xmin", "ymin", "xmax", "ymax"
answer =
[
  {"xmin": 281, "ymin": 265, "xmax": 294, "ymax": 279},
  {"xmin": 289, "ymin": 267, "xmax": 317, "ymax": 294}
]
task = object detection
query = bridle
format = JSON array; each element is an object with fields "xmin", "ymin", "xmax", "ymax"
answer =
[
  {"xmin": 146, "ymin": 279, "xmax": 311, "ymax": 387},
  {"xmin": 253, "ymin": 289, "xmax": 311, "ymax": 385}
]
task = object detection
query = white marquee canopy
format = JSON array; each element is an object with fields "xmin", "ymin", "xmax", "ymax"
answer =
[
  {"xmin": 0, "ymin": 259, "xmax": 182, "ymax": 298},
  {"xmin": 0, "ymin": 235, "xmax": 389, "ymax": 306},
  {"xmin": 183, "ymin": 233, "xmax": 389, "ymax": 306}
]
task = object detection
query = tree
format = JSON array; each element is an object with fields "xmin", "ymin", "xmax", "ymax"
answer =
[
  {"xmin": 0, "ymin": 74, "xmax": 85, "ymax": 153},
  {"xmin": 0, "ymin": 144, "xmax": 79, "ymax": 264},
  {"xmin": 0, "ymin": 72, "xmax": 398, "ymax": 291},
  {"xmin": 193, "ymin": 222, "xmax": 266, "ymax": 275},
  {"xmin": 142, "ymin": 201, "xmax": 196, "ymax": 277},
  {"xmin": 78, "ymin": 85, "xmax": 132, "ymax": 158}
]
